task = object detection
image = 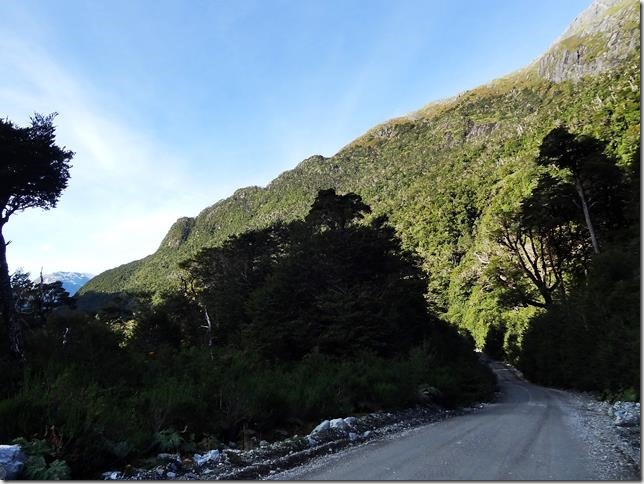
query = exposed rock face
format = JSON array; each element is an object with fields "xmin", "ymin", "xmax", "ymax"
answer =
[
  {"xmin": 536, "ymin": 0, "xmax": 639, "ymax": 82},
  {"xmin": 464, "ymin": 120, "xmax": 497, "ymax": 142},
  {"xmin": 160, "ymin": 216, "xmax": 195, "ymax": 249}
]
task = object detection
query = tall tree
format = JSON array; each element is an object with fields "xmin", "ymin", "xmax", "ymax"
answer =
[
  {"xmin": 537, "ymin": 126, "xmax": 625, "ymax": 254},
  {"xmin": 0, "ymin": 113, "xmax": 73, "ymax": 360}
]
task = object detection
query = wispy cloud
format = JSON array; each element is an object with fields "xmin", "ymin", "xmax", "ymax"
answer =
[{"xmin": 0, "ymin": 29, "xmax": 220, "ymax": 276}]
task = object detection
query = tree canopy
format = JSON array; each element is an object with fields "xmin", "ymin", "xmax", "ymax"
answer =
[{"xmin": 0, "ymin": 113, "xmax": 73, "ymax": 360}]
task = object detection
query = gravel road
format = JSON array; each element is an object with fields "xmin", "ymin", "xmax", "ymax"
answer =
[{"xmin": 276, "ymin": 361, "xmax": 639, "ymax": 480}]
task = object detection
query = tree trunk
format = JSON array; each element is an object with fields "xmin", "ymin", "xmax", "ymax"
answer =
[
  {"xmin": 203, "ymin": 305, "xmax": 214, "ymax": 360},
  {"xmin": 574, "ymin": 178, "xmax": 600, "ymax": 254},
  {"xmin": 0, "ymin": 227, "xmax": 24, "ymax": 361}
]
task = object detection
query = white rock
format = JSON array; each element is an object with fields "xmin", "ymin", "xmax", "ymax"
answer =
[
  {"xmin": 312, "ymin": 420, "xmax": 330, "ymax": 434},
  {"xmin": 166, "ymin": 471, "xmax": 177, "ymax": 479},
  {"xmin": 193, "ymin": 449, "xmax": 221, "ymax": 466},
  {"xmin": 102, "ymin": 471, "xmax": 122, "ymax": 480},
  {"xmin": 348, "ymin": 432, "xmax": 358, "ymax": 441},
  {"xmin": 363, "ymin": 431, "xmax": 372, "ymax": 438},
  {"xmin": 307, "ymin": 436, "xmax": 318, "ymax": 447},
  {"xmin": 343, "ymin": 417, "xmax": 358, "ymax": 428},
  {"xmin": 259, "ymin": 440, "xmax": 269, "ymax": 448},
  {"xmin": 330, "ymin": 418, "xmax": 349, "ymax": 432}
]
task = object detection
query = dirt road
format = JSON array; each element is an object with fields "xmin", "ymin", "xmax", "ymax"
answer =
[{"xmin": 278, "ymin": 362, "xmax": 637, "ymax": 480}]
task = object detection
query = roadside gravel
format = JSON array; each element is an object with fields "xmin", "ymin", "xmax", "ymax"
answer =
[{"xmin": 564, "ymin": 391, "xmax": 640, "ymax": 480}]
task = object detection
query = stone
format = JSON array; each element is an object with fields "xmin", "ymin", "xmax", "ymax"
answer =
[
  {"xmin": 611, "ymin": 401, "xmax": 640, "ymax": 427},
  {"xmin": 0, "ymin": 445, "xmax": 26, "ymax": 480},
  {"xmin": 348, "ymin": 432, "xmax": 359, "ymax": 441},
  {"xmin": 193, "ymin": 449, "xmax": 221, "ymax": 466},
  {"xmin": 307, "ymin": 436, "xmax": 318, "ymax": 447},
  {"xmin": 363, "ymin": 431, "xmax": 372, "ymax": 438},
  {"xmin": 615, "ymin": 411, "xmax": 639, "ymax": 427},
  {"xmin": 330, "ymin": 418, "xmax": 349, "ymax": 432},
  {"xmin": 311, "ymin": 420, "xmax": 330, "ymax": 434},
  {"xmin": 259, "ymin": 440, "xmax": 269, "ymax": 448},
  {"xmin": 343, "ymin": 417, "xmax": 358, "ymax": 428},
  {"xmin": 102, "ymin": 471, "xmax": 122, "ymax": 480},
  {"xmin": 166, "ymin": 471, "xmax": 177, "ymax": 479}
]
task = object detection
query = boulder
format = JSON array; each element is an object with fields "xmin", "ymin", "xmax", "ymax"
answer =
[
  {"xmin": 348, "ymin": 432, "xmax": 359, "ymax": 441},
  {"xmin": 102, "ymin": 471, "xmax": 122, "ymax": 480},
  {"xmin": 193, "ymin": 449, "xmax": 221, "ymax": 467},
  {"xmin": 343, "ymin": 417, "xmax": 358, "ymax": 428},
  {"xmin": 0, "ymin": 444, "xmax": 26, "ymax": 479},
  {"xmin": 611, "ymin": 401, "xmax": 640, "ymax": 427},
  {"xmin": 311, "ymin": 420, "xmax": 330, "ymax": 434},
  {"xmin": 329, "ymin": 418, "xmax": 349, "ymax": 432}
]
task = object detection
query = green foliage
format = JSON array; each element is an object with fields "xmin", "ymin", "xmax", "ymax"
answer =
[
  {"xmin": 12, "ymin": 438, "xmax": 71, "ymax": 480},
  {"xmin": 7, "ymin": 6, "xmax": 641, "ymax": 477},
  {"xmin": 79, "ymin": 43, "xmax": 640, "ymax": 304},
  {"xmin": 518, "ymin": 246, "xmax": 639, "ymax": 393},
  {"xmin": 0, "ymin": 191, "xmax": 495, "ymax": 477},
  {"xmin": 1, "ymin": 113, "xmax": 75, "ymax": 360}
]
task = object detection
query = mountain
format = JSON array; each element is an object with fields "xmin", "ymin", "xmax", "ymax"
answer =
[
  {"xmin": 40, "ymin": 271, "xmax": 94, "ymax": 296},
  {"xmin": 79, "ymin": 0, "xmax": 640, "ymax": 326}
]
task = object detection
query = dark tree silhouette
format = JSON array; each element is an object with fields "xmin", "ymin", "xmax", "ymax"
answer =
[
  {"xmin": 0, "ymin": 113, "xmax": 73, "ymax": 360},
  {"xmin": 537, "ymin": 126, "xmax": 625, "ymax": 254}
]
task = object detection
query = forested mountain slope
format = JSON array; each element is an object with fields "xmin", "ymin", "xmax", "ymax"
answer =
[{"xmin": 81, "ymin": 0, "xmax": 639, "ymax": 337}]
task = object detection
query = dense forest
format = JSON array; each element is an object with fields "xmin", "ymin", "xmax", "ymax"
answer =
[
  {"xmin": 0, "ymin": 190, "xmax": 495, "ymax": 478},
  {"xmin": 0, "ymin": 0, "xmax": 640, "ymax": 479}
]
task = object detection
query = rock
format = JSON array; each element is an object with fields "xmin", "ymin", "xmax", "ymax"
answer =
[
  {"xmin": 102, "ymin": 471, "xmax": 122, "ymax": 480},
  {"xmin": 348, "ymin": 432, "xmax": 359, "ymax": 441},
  {"xmin": 363, "ymin": 431, "xmax": 372, "ymax": 438},
  {"xmin": 307, "ymin": 436, "xmax": 318, "ymax": 447},
  {"xmin": 0, "ymin": 445, "xmax": 26, "ymax": 479},
  {"xmin": 330, "ymin": 418, "xmax": 349, "ymax": 432},
  {"xmin": 259, "ymin": 440, "xmax": 269, "ymax": 448},
  {"xmin": 166, "ymin": 471, "xmax": 177, "ymax": 479},
  {"xmin": 611, "ymin": 401, "xmax": 640, "ymax": 427},
  {"xmin": 311, "ymin": 420, "xmax": 330, "ymax": 434},
  {"xmin": 193, "ymin": 449, "xmax": 221, "ymax": 466},
  {"xmin": 615, "ymin": 411, "xmax": 639, "ymax": 427},
  {"xmin": 343, "ymin": 417, "xmax": 358, "ymax": 428}
]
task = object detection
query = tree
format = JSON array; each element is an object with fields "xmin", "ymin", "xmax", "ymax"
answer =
[
  {"xmin": 537, "ymin": 126, "xmax": 625, "ymax": 254},
  {"xmin": 0, "ymin": 113, "xmax": 73, "ymax": 360},
  {"xmin": 11, "ymin": 270, "xmax": 74, "ymax": 326}
]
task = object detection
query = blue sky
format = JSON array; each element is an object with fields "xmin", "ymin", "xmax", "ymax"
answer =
[{"xmin": 1, "ymin": 0, "xmax": 590, "ymax": 276}]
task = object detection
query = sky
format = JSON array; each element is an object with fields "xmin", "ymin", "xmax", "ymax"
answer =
[{"xmin": 1, "ymin": 0, "xmax": 591, "ymax": 277}]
